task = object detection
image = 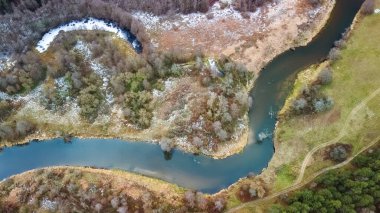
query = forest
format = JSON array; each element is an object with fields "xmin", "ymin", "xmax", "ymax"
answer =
[
  {"xmin": 271, "ymin": 143, "xmax": 380, "ymax": 212},
  {"xmin": 0, "ymin": 0, "xmax": 279, "ymax": 16},
  {"xmin": 0, "ymin": 0, "xmax": 210, "ymax": 15}
]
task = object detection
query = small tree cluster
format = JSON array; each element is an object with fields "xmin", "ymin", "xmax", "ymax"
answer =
[
  {"xmin": 183, "ymin": 190, "xmax": 226, "ymax": 212},
  {"xmin": 290, "ymin": 66, "xmax": 334, "ymax": 115},
  {"xmin": 78, "ymin": 84, "xmax": 104, "ymax": 121},
  {"xmin": 237, "ymin": 178, "xmax": 266, "ymax": 202},
  {"xmin": 327, "ymin": 47, "xmax": 342, "ymax": 61},
  {"xmin": 328, "ymin": 144, "xmax": 352, "ymax": 162},
  {"xmin": 0, "ymin": 99, "xmax": 13, "ymax": 121},
  {"xmin": 291, "ymin": 84, "xmax": 334, "ymax": 115},
  {"xmin": 0, "ymin": 52, "xmax": 46, "ymax": 94}
]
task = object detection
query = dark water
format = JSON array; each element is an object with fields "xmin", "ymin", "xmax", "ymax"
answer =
[{"xmin": 0, "ymin": 0, "xmax": 363, "ymax": 194}]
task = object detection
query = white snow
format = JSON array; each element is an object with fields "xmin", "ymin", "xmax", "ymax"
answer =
[
  {"xmin": 208, "ymin": 58, "xmax": 223, "ymax": 77},
  {"xmin": 0, "ymin": 53, "xmax": 15, "ymax": 72},
  {"xmin": 152, "ymin": 79, "xmax": 176, "ymax": 99},
  {"xmin": 36, "ymin": 18, "xmax": 136, "ymax": 53},
  {"xmin": 41, "ymin": 198, "xmax": 58, "ymax": 211},
  {"xmin": 55, "ymin": 77, "xmax": 70, "ymax": 95}
]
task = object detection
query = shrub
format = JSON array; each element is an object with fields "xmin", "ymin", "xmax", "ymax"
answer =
[
  {"xmin": 15, "ymin": 120, "xmax": 35, "ymax": 137},
  {"xmin": 328, "ymin": 48, "xmax": 342, "ymax": 61},
  {"xmin": 313, "ymin": 97, "xmax": 334, "ymax": 113},
  {"xmin": 318, "ymin": 67, "xmax": 333, "ymax": 85},
  {"xmin": 292, "ymin": 98, "xmax": 307, "ymax": 113},
  {"xmin": 329, "ymin": 145, "xmax": 349, "ymax": 162},
  {"xmin": 206, "ymin": 13, "xmax": 214, "ymax": 19},
  {"xmin": 0, "ymin": 100, "xmax": 12, "ymax": 121},
  {"xmin": 159, "ymin": 138, "xmax": 174, "ymax": 152},
  {"xmin": 361, "ymin": 0, "xmax": 375, "ymax": 15},
  {"xmin": 184, "ymin": 190, "xmax": 196, "ymax": 208},
  {"xmin": 78, "ymin": 85, "xmax": 103, "ymax": 120},
  {"xmin": 308, "ymin": 0, "xmax": 322, "ymax": 7}
]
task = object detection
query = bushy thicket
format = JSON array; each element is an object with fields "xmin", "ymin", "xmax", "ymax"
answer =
[
  {"xmin": 0, "ymin": 51, "xmax": 46, "ymax": 94},
  {"xmin": 290, "ymin": 67, "xmax": 334, "ymax": 115},
  {"xmin": 77, "ymin": 74, "xmax": 104, "ymax": 120},
  {"xmin": 0, "ymin": 168, "xmax": 177, "ymax": 212},
  {"xmin": 272, "ymin": 145, "xmax": 380, "ymax": 212},
  {"xmin": 0, "ymin": 98, "xmax": 36, "ymax": 142},
  {"xmin": 327, "ymin": 143, "xmax": 352, "ymax": 162},
  {"xmin": 288, "ymin": 32, "xmax": 352, "ymax": 117},
  {"xmin": 0, "ymin": 99, "xmax": 14, "ymax": 121},
  {"xmin": 236, "ymin": 178, "xmax": 266, "ymax": 202},
  {"xmin": 198, "ymin": 56, "xmax": 253, "ymax": 143},
  {"xmin": 0, "ymin": 119, "xmax": 36, "ymax": 141}
]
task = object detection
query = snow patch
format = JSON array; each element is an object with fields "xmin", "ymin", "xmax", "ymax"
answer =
[
  {"xmin": 133, "ymin": 2, "xmax": 259, "ymax": 32},
  {"xmin": 152, "ymin": 79, "xmax": 176, "ymax": 99},
  {"xmin": 36, "ymin": 18, "xmax": 140, "ymax": 53},
  {"xmin": 208, "ymin": 58, "xmax": 223, "ymax": 77},
  {"xmin": 41, "ymin": 198, "xmax": 58, "ymax": 211},
  {"xmin": 55, "ymin": 77, "xmax": 70, "ymax": 95},
  {"xmin": 0, "ymin": 85, "xmax": 42, "ymax": 102}
]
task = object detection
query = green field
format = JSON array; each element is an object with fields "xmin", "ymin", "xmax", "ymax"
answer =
[{"xmin": 273, "ymin": 5, "xmax": 380, "ymax": 191}]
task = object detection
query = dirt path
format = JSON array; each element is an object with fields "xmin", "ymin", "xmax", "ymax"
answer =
[
  {"xmin": 227, "ymin": 88, "xmax": 380, "ymax": 212},
  {"xmin": 228, "ymin": 135, "xmax": 380, "ymax": 212},
  {"xmin": 295, "ymin": 87, "xmax": 380, "ymax": 184}
]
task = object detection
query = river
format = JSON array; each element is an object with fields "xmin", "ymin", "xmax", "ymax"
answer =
[{"xmin": 0, "ymin": 0, "xmax": 363, "ymax": 194}]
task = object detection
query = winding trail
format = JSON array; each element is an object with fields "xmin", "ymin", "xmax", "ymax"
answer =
[
  {"xmin": 295, "ymin": 87, "xmax": 380, "ymax": 185},
  {"xmin": 227, "ymin": 88, "xmax": 380, "ymax": 212}
]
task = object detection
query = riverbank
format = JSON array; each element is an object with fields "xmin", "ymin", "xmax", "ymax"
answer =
[{"xmin": 259, "ymin": 0, "xmax": 380, "ymax": 203}]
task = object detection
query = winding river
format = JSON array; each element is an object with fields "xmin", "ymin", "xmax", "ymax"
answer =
[{"xmin": 0, "ymin": 0, "xmax": 363, "ymax": 194}]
